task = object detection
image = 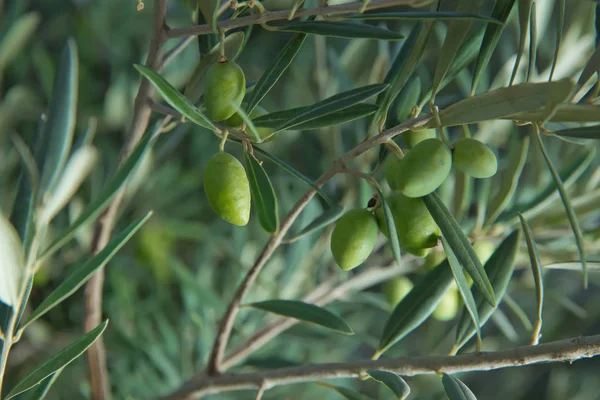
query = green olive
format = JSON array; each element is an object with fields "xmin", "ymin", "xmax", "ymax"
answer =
[
  {"xmin": 375, "ymin": 193, "xmax": 440, "ymax": 257},
  {"xmin": 433, "ymin": 283, "xmax": 459, "ymax": 321},
  {"xmin": 383, "ymin": 277, "xmax": 414, "ymax": 307},
  {"xmin": 404, "ymin": 128, "xmax": 437, "ymax": 149},
  {"xmin": 423, "ymin": 250, "xmax": 447, "ymax": 271},
  {"xmin": 384, "ymin": 155, "xmax": 402, "ymax": 191},
  {"xmin": 204, "ymin": 59, "xmax": 246, "ymax": 122},
  {"xmin": 395, "ymin": 138, "xmax": 452, "ymax": 198},
  {"xmin": 452, "ymin": 138, "xmax": 498, "ymax": 178},
  {"xmin": 225, "ymin": 105, "xmax": 274, "ymax": 141},
  {"xmin": 203, "ymin": 152, "xmax": 251, "ymax": 226},
  {"xmin": 331, "ymin": 209, "xmax": 379, "ymax": 271}
]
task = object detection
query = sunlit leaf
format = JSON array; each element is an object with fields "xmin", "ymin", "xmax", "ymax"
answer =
[
  {"xmin": 442, "ymin": 374, "xmax": 477, "ymax": 400},
  {"xmin": 275, "ymin": 21, "xmax": 405, "ymax": 40},
  {"xmin": 423, "ymin": 193, "xmax": 495, "ymax": 307},
  {"xmin": 0, "ymin": 214, "xmax": 25, "ymax": 307},
  {"xmin": 134, "ymin": 64, "xmax": 217, "ymax": 131},
  {"xmin": 367, "ymin": 370, "xmax": 410, "ymax": 400},
  {"xmin": 6, "ymin": 320, "xmax": 108, "ymax": 399},
  {"xmin": 246, "ymin": 32, "xmax": 307, "ymax": 115},
  {"xmin": 21, "ymin": 213, "xmax": 152, "ymax": 331},
  {"xmin": 246, "ymin": 300, "xmax": 353, "ymax": 335},
  {"xmin": 453, "ymin": 230, "xmax": 521, "ymax": 353},
  {"xmin": 518, "ymin": 214, "xmax": 544, "ymax": 345}
]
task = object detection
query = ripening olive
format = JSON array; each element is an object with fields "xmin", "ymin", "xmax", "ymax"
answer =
[
  {"xmin": 423, "ymin": 250, "xmax": 447, "ymax": 271},
  {"xmin": 404, "ymin": 128, "xmax": 437, "ymax": 149},
  {"xmin": 331, "ymin": 209, "xmax": 379, "ymax": 271},
  {"xmin": 452, "ymin": 138, "xmax": 498, "ymax": 178},
  {"xmin": 394, "ymin": 138, "xmax": 452, "ymax": 198},
  {"xmin": 203, "ymin": 152, "xmax": 251, "ymax": 226},
  {"xmin": 433, "ymin": 282, "xmax": 459, "ymax": 321},
  {"xmin": 384, "ymin": 155, "xmax": 402, "ymax": 191},
  {"xmin": 225, "ymin": 105, "xmax": 275, "ymax": 142},
  {"xmin": 204, "ymin": 59, "xmax": 246, "ymax": 122},
  {"xmin": 383, "ymin": 277, "xmax": 414, "ymax": 307},
  {"xmin": 375, "ymin": 193, "xmax": 440, "ymax": 257}
]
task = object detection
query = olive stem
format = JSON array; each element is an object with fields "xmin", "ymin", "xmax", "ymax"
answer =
[
  {"xmin": 220, "ymin": 130, "xmax": 230, "ymax": 151},
  {"xmin": 219, "ymin": 28, "xmax": 226, "ymax": 58},
  {"xmin": 429, "ymin": 101, "xmax": 452, "ymax": 148},
  {"xmin": 385, "ymin": 140, "xmax": 404, "ymax": 159}
]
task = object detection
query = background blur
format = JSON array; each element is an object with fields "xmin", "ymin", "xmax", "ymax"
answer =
[{"xmin": 1, "ymin": 0, "xmax": 600, "ymax": 399}]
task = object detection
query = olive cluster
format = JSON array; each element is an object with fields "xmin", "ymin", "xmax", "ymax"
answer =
[
  {"xmin": 330, "ymin": 128, "xmax": 498, "ymax": 272},
  {"xmin": 202, "ymin": 57, "xmax": 274, "ymax": 226}
]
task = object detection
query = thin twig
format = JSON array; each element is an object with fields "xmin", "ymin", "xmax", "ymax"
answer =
[
  {"xmin": 84, "ymin": 1, "xmax": 169, "ymax": 399},
  {"xmin": 162, "ymin": 334, "xmax": 600, "ymax": 399},
  {"xmin": 167, "ymin": 0, "xmax": 425, "ymax": 37},
  {"xmin": 205, "ymin": 114, "xmax": 430, "ymax": 374}
]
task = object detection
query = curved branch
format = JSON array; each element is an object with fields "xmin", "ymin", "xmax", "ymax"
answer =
[
  {"xmin": 167, "ymin": 0, "xmax": 426, "ymax": 38},
  {"xmin": 163, "ymin": 334, "xmax": 600, "ymax": 399}
]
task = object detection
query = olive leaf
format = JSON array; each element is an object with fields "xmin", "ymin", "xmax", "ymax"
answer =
[
  {"xmin": 525, "ymin": 2, "xmax": 537, "ymax": 83},
  {"xmin": 423, "ymin": 193, "xmax": 495, "ymax": 307},
  {"xmin": 577, "ymin": 43, "xmax": 600, "ymax": 87},
  {"xmin": 197, "ymin": 0, "xmax": 219, "ymax": 34},
  {"xmin": 244, "ymin": 152, "xmax": 279, "ymax": 234},
  {"xmin": 518, "ymin": 214, "xmax": 544, "ymax": 345},
  {"xmin": 274, "ymin": 84, "xmax": 389, "ymax": 133},
  {"xmin": 0, "ymin": 12, "xmax": 41, "ymax": 77},
  {"xmin": 378, "ymin": 259, "xmax": 454, "ymax": 356},
  {"xmin": 378, "ymin": 192, "xmax": 402, "ymax": 268},
  {"xmin": 442, "ymin": 374, "xmax": 478, "ymax": 400},
  {"xmin": 552, "ymin": 125, "xmax": 600, "ymax": 140},
  {"xmin": 0, "ymin": 213, "xmax": 25, "ymax": 308},
  {"xmin": 471, "ymin": 0, "xmax": 517, "ymax": 94},
  {"xmin": 5, "ymin": 320, "xmax": 108, "ymax": 399},
  {"xmin": 21, "ymin": 212, "xmax": 152, "ymax": 331},
  {"xmin": 285, "ymin": 205, "xmax": 345, "ymax": 243},
  {"xmin": 134, "ymin": 64, "xmax": 217, "ymax": 131},
  {"xmin": 533, "ymin": 128, "xmax": 588, "ymax": 287},
  {"xmin": 509, "ymin": 0, "xmax": 534, "ymax": 85},
  {"xmin": 245, "ymin": 300, "xmax": 353, "ymax": 335},
  {"xmin": 246, "ymin": 32, "xmax": 308, "ymax": 115},
  {"xmin": 9, "ymin": 369, "xmax": 61, "ymax": 400},
  {"xmin": 548, "ymin": 0, "xmax": 565, "ymax": 81},
  {"xmin": 453, "ymin": 230, "xmax": 521, "ymax": 354},
  {"xmin": 507, "ymin": 104, "xmax": 600, "ymax": 122},
  {"xmin": 345, "ymin": 11, "xmax": 503, "ymax": 23},
  {"xmin": 274, "ymin": 21, "xmax": 405, "ymax": 41},
  {"xmin": 368, "ymin": 370, "xmax": 410, "ymax": 399}
]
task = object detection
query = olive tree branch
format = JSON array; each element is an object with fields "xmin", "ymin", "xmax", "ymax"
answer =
[
  {"xmin": 84, "ymin": 1, "xmax": 169, "ymax": 399},
  {"xmin": 167, "ymin": 0, "xmax": 426, "ymax": 37},
  {"xmin": 163, "ymin": 334, "xmax": 600, "ymax": 399},
  {"xmin": 205, "ymin": 115, "xmax": 431, "ymax": 375}
]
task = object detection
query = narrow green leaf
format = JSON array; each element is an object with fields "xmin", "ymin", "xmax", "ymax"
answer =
[
  {"xmin": 423, "ymin": 193, "xmax": 495, "ymax": 307},
  {"xmin": 471, "ymin": 0, "xmax": 517, "ymax": 94},
  {"xmin": 442, "ymin": 374, "xmax": 477, "ymax": 400},
  {"xmin": 197, "ymin": 0, "xmax": 219, "ymax": 34},
  {"xmin": 500, "ymin": 149, "xmax": 595, "ymax": 223},
  {"xmin": 553, "ymin": 125, "xmax": 600, "ymax": 140},
  {"xmin": 184, "ymin": 32, "xmax": 245, "ymax": 103},
  {"xmin": 345, "ymin": 11, "xmax": 503, "ymax": 23},
  {"xmin": 525, "ymin": 2, "xmax": 537, "ymax": 83},
  {"xmin": 431, "ymin": 0, "xmax": 485, "ymax": 100},
  {"xmin": 286, "ymin": 205, "xmax": 344, "ymax": 243},
  {"xmin": 507, "ymin": 104, "xmax": 600, "ymax": 122},
  {"xmin": 453, "ymin": 230, "xmax": 521, "ymax": 353},
  {"xmin": 509, "ymin": 0, "xmax": 534, "ymax": 86},
  {"xmin": 548, "ymin": 0, "xmax": 565, "ymax": 81},
  {"xmin": 379, "ymin": 193, "xmax": 402, "ymax": 268},
  {"xmin": 246, "ymin": 32, "xmax": 307, "ymax": 115},
  {"xmin": 518, "ymin": 214, "xmax": 544, "ymax": 345},
  {"xmin": 274, "ymin": 84, "xmax": 389, "ymax": 132},
  {"xmin": 545, "ymin": 262, "xmax": 600, "ymax": 272},
  {"xmin": 429, "ymin": 80, "xmax": 574, "ymax": 128},
  {"xmin": 6, "ymin": 320, "xmax": 108, "ymax": 399},
  {"xmin": 319, "ymin": 383, "xmax": 374, "ymax": 400},
  {"xmin": 484, "ymin": 136, "xmax": 530, "ymax": 229},
  {"xmin": 390, "ymin": 77, "xmax": 421, "ymax": 126},
  {"xmin": 367, "ymin": 370, "xmax": 410, "ymax": 400},
  {"xmin": 134, "ymin": 64, "xmax": 216, "ymax": 131},
  {"xmin": 533, "ymin": 128, "xmax": 588, "ymax": 287},
  {"xmin": 378, "ymin": 259, "xmax": 454, "ymax": 355},
  {"xmin": 452, "ymin": 171, "xmax": 471, "ymax": 223},
  {"xmin": 503, "ymin": 294, "xmax": 533, "ymax": 331},
  {"xmin": 371, "ymin": 21, "xmax": 431, "ymax": 132},
  {"xmin": 38, "ymin": 129, "xmax": 155, "ymax": 261},
  {"xmin": 245, "ymin": 300, "xmax": 353, "ymax": 335},
  {"xmin": 39, "ymin": 39, "xmax": 78, "ymax": 194},
  {"xmin": 21, "ymin": 213, "xmax": 152, "ymax": 331},
  {"xmin": 491, "ymin": 308, "xmax": 519, "ymax": 342},
  {"xmin": 253, "ymin": 103, "xmax": 379, "ymax": 130},
  {"xmin": 0, "ymin": 214, "xmax": 25, "ymax": 307},
  {"xmin": 0, "ymin": 12, "xmax": 41, "ymax": 75},
  {"xmin": 12, "ymin": 370, "xmax": 62, "ymax": 400},
  {"xmin": 418, "ymin": 27, "xmax": 486, "ymax": 110},
  {"xmin": 577, "ymin": 43, "xmax": 600, "ymax": 86},
  {"xmin": 244, "ymin": 152, "xmax": 279, "ymax": 234},
  {"xmin": 275, "ymin": 21, "xmax": 405, "ymax": 41},
  {"xmin": 441, "ymin": 237, "xmax": 481, "ymax": 350},
  {"xmin": 230, "ymin": 101, "xmax": 262, "ymax": 142}
]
